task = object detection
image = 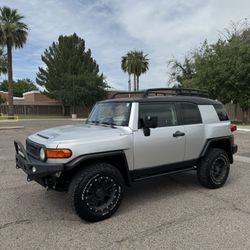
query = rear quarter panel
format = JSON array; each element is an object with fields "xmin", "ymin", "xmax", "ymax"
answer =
[{"xmin": 198, "ymin": 105, "xmax": 231, "ymax": 138}]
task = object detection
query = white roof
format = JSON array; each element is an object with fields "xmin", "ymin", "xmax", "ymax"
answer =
[
  {"xmin": 23, "ymin": 90, "xmax": 41, "ymax": 96},
  {"xmin": 13, "ymin": 97, "xmax": 24, "ymax": 100}
]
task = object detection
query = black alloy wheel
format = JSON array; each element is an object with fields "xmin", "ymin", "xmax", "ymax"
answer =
[{"xmin": 69, "ymin": 163, "xmax": 125, "ymax": 222}]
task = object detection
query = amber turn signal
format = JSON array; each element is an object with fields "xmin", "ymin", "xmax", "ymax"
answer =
[{"xmin": 46, "ymin": 149, "xmax": 72, "ymax": 158}]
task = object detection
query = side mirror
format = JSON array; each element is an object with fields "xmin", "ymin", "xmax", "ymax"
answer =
[{"xmin": 142, "ymin": 116, "xmax": 158, "ymax": 136}]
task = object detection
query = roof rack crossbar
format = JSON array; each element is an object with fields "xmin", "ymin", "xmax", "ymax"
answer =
[
  {"xmin": 111, "ymin": 91, "xmax": 145, "ymax": 99},
  {"xmin": 143, "ymin": 88, "xmax": 209, "ymax": 98},
  {"xmin": 111, "ymin": 88, "xmax": 209, "ymax": 99}
]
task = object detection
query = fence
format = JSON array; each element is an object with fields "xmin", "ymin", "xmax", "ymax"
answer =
[
  {"xmin": 0, "ymin": 104, "xmax": 89, "ymax": 118},
  {"xmin": 225, "ymin": 103, "xmax": 250, "ymax": 123},
  {"xmin": 0, "ymin": 103, "xmax": 249, "ymax": 122}
]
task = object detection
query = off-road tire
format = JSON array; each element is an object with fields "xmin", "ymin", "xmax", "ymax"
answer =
[
  {"xmin": 197, "ymin": 148, "xmax": 230, "ymax": 189},
  {"xmin": 68, "ymin": 163, "xmax": 125, "ymax": 222}
]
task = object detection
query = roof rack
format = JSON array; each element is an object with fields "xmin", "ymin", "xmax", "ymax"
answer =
[
  {"xmin": 111, "ymin": 91, "xmax": 144, "ymax": 99},
  {"xmin": 111, "ymin": 88, "xmax": 209, "ymax": 99},
  {"xmin": 143, "ymin": 88, "xmax": 209, "ymax": 98}
]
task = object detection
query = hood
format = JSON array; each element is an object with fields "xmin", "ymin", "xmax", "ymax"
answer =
[{"xmin": 30, "ymin": 123, "xmax": 131, "ymax": 144}]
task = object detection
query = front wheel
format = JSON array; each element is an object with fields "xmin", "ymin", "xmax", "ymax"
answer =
[
  {"xmin": 197, "ymin": 148, "xmax": 230, "ymax": 189},
  {"xmin": 69, "ymin": 163, "xmax": 124, "ymax": 222}
]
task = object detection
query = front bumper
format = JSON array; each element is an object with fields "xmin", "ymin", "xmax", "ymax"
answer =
[{"xmin": 14, "ymin": 140, "xmax": 64, "ymax": 182}]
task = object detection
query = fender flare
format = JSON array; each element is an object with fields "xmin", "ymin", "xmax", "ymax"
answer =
[
  {"xmin": 65, "ymin": 150, "xmax": 132, "ymax": 185},
  {"xmin": 199, "ymin": 136, "xmax": 234, "ymax": 163}
]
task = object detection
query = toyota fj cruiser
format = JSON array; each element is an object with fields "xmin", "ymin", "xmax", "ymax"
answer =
[{"xmin": 15, "ymin": 88, "xmax": 238, "ymax": 222}]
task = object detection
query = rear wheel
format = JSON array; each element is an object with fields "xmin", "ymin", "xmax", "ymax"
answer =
[
  {"xmin": 69, "ymin": 163, "xmax": 124, "ymax": 222},
  {"xmin": 197, "ymin": 148, "xmax": 230, "ymax": 189}
]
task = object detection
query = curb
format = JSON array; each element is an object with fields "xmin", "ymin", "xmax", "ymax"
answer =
[
  {"xmin": 237, "ymin": 128, "xmax": 250, "ymax": 132},
  {"xmin": 235, "ymin": 155, "xmax": 250, "ymax": 164},
  {"xmin": 19, "ymin": 118, "xmax": 86, "ymax": 121},
  {"xmin": 0, "ymin": 126, "xmax": 24, "ymax": 130}
]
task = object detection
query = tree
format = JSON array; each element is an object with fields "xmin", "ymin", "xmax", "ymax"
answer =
[
  {"xmin": 0, "ymin": 94, "xmax": 5, "ymax": 104},
  {"xmin": 168, "ymin": 25, "xmax": 250, "ymax": 122},
  {"xmin": 121, "ymin": 52, "xmax": 132, "ymax": 92},
  {"xmin": 36, "ymin": 33, "xmax": 107, "ymax": 114},
  {"xmin": 121, "ymin": 50, "xmax": 149, "ymax": 91},
  {"xmin": 132, "ymin": 51, "xmax": 149, "ymax": 91},
  {"xmin": 0, "ymin": 78, "xmax": 38, "ymax": 97},
  {"xmin": 0, "ymin": 47, "xmax": 7, "ymax": 74},
  {"xmin": 0, "ymin": 6, "xmax": 28, "ymax": 116}
]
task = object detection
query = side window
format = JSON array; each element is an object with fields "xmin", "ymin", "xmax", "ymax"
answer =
[
  {"xmin": 139, "ymin": 103, "xmax": 178, "ymax": 128},
  {"xmin": 181, "ymin": 103, "xmax": 202, "ymax": 125},
  {"xmin": 213, "ymin": 104, "xmax": 229, "ymax": 121}
]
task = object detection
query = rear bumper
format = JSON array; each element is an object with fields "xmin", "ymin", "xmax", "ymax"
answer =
[
  {"xmin": 14, "ymin": 140, "xmax": 64, "ymax": 182},
  {"xmin": 232, "ymin": 144, "xmax": 238, "ymax": 154}
]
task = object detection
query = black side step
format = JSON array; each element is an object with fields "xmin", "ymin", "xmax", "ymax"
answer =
[{"xmin": 132, "ymin": 167, "xmax": 196, "ymax": 182}]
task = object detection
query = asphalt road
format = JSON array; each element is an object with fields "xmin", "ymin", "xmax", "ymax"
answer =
[{"xmin": 0, "ymin": 120, "xmax": 250, "ymax": 250}]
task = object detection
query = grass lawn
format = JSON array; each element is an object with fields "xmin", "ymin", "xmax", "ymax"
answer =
[
  {"xmin": 0, "ymin": 114, "xmax": 73, "ymax": 121},
  {"xmin": 18, "ymin": 115, "xmax": 74, "ymax": 120}
]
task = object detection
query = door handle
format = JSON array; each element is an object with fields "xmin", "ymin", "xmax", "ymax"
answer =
[{"xmin": 173, "ymin": 131, "xmax": 185, "ymax": 137}]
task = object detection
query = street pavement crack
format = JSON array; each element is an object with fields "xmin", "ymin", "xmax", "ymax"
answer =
[
  {"xmin": 0, "ymin": 219, "xmax": 32, "ymax": 230},
  {"xmin": 0, "ymin": 218, "xmax": 79, "ymax": 231},
  {"xmin": 110, "ymin": 206, "xmax": 227, "ymax": 248},
  {"xmin": 168, "ymin": 176, "xmax": 250, "ymax": 216}
]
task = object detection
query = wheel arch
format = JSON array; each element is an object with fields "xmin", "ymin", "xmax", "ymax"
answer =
[
  {"xmin": 200, "ymin": 137, "xmax": 233, "ymax": 163},
  {"xmin": 64, "ymin": 150, "xmax": 132, "ymax": 187}
]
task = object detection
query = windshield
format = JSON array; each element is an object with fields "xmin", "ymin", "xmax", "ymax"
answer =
[{"xmin": 87, "ymin": 102, "xmax": 131, "ymax": 126}]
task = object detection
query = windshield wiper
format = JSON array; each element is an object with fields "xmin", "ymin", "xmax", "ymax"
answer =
[
  {"xmin": 100, "ymin": 122, "xmax": 117, "ymax": 128},
  {"xmin": 87, "ymin": 120, "xmax": 100, "ymax": 125}
]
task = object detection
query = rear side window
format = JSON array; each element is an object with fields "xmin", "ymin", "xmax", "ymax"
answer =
[
  {"xmin": 181, "ymin": 103, "xmax": 202, "ymax": 125},
  {"xmin": 213, "ymin": 104, "xmax": 229, "ymax": 121},
  {"xmin": 139, "ymin": 103, "xmax": 178, "ymax": 128}
]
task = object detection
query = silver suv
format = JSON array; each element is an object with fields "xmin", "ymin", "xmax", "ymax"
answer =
[{"xmin": 15, "ymin": 88, "xmax": 238, "ymax": 222}]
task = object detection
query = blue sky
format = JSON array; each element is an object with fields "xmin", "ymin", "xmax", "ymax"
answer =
[{"xmin": 1, "ymin": 0, "xmax": 250, "ymax": 90}]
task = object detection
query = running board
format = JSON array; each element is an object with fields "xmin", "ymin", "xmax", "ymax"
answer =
[{"xmin": 132, "ymin": 167, "xmax": 196, "ymax": 182}]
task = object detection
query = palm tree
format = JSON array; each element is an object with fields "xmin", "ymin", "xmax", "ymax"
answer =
[
  {"xmin": 121, "ymin": 50, "xmax": 149, "ymax": 92},
  {"xmin": 0, "ymin": 47, "xmax": 7, "ymax": 74},
  {"xmin": 132, "ymin": 51, "xmax": 149, "ymax": 91},
  {"xmin": 121, "ymin": 52, "xmax": 133, "ymax": 92},
  {"xmin": 0, "ymin": 6, "xmax": 28, "ymax": 116},
  {"xmin": 0, "ymin": 48, "xmax": 7, "ymax": 75}
]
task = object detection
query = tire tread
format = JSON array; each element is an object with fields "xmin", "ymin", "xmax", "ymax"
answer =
[
  {"xmin": 197, "ymin": 148, "xmax": 230, "ymax": 189},
  {"xmin": 68, "ymin": 162, "xmax": 124, "ymax": 222}
]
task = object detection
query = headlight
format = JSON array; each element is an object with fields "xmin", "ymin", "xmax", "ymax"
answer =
[{"xmin": 40, "ymin": 148, "xmax": 46, "ymax": 161}]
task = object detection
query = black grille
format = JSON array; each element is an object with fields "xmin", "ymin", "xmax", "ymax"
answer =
[{"xmin": 26, "ymin": 139, "xmax": 42, "ymax": 160}]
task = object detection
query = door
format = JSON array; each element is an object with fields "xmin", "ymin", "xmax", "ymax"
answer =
[
  {"xmin": 133, "ymin": 102, "xmax": 185, "ymax": 170},
  {"xmin": 179, "ymin": 102, "xmax": 205, "ymax": 161}
]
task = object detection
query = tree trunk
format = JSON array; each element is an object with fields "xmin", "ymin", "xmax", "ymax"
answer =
[
  {"xmin": 128, "ymin": 74, "xmax": 131, "ymax": 97},
  {"xmin": 62, "ymin": 104, "xmax": 65, "ymax": 116},
  {"xmin": 7, "ymin": 43, "xmax": 14, "ymax": 116},
  {"xmin": 128, "ymin": 74, "xmax": 131, "ymax": 92},
  {"xmin": 133, "ymin": 74, "xmax": 136, "ymax": 92},
  {"xmin": 137, "ymin": 75, "xmax": 139, "ymax": 91},
  {"xmin": 72, "ymin": 75, "xmax": 76, "ymax": 114}
]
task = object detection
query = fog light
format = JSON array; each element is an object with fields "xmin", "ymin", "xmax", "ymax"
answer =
[
  {"xmin": 40, "ymin": 148, "xmax": 46, "ymax": 161},
  {"xmin": 32, "ymin": 167, "xmax": 36, "ymax": 173}
]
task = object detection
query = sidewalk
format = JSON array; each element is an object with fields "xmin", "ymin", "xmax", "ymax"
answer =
[{"xmin": 237, "ymin": 126, "xmax": 250, "ymax": 132}]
